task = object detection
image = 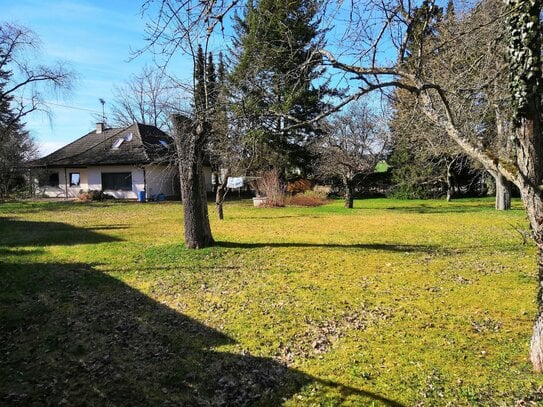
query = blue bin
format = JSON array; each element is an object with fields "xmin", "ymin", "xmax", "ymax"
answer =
[{"xmin": 138, "ymin": 190, "xmax": 146, "ymax": 202}]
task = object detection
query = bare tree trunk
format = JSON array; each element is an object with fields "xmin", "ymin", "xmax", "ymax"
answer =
[
  {"xmin": 500, "ymin": 0, "xmax": 543, "ymax": 370},
  {"xmin": 519, "ymin": 121, "xmax": 543, "ymax": 370},
  {"xmin": 344, "ymin": 177, "xmax": 354, "ymax": 209},
  {"xmin": 515, "ymin": 100, "xmax": 543, "ymax": 372},
  {"xmin": 494, "ymin": 172, "xmax": 511, "ymax": 210},
  {"xmin": 520, "ymin": 177, "xmax": 543, "ymax": 371},
  {"xmin": 172, "ymin": 114, "xmax": 214, "ymax": 249},
  {"xmin": 483, "ymin": 171, "xmax": 494, "ymax": 196},
  {"xmin": 530, "ymin": 245, "xmax": 543, "ymax": 373},
  {"xmin": 446, "ymin": 160, "xmax": 454, "ymax": 202},
  {"xmin": 215, "ymin": 169, "xmax": 229, "ymax": 220},
  {"xmin": 493, "ymin": 97, "xmax": 512, "ymax": 211},
  {"xmin": 505, "ymin": 0, "xmax": 543, "ymax": 370}
]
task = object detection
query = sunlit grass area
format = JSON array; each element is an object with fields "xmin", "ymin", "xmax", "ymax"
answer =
[{"xmin": 1, "ymin": 197, "xmax": 543, "ymax": 405}]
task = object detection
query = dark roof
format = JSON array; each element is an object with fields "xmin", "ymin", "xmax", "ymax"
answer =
[{"xmin": 29, "ymin": 123, "xmax": 175, "ymax": 168}]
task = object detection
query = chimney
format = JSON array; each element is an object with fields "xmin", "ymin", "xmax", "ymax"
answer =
[{"xmin": 96, "ymin": 122, "xmax": 105, "ymax": 134}]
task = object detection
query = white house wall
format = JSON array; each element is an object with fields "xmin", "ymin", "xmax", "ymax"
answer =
[
  {"xmin": 37, "ymin": 167, "xmax": 88, "ymax": 198},
  {"xmin": 38, "ymin": 166, "xmax": 143, "ymax": 199},
  {"xmin": 144, "ymin": 164, "xmax": 213, "ymax": 197},
  {"xmin": 203, "ymin": 166, "xmax": 213, "ymax": 192},
  {"xmin": 36, "ymin": 164, "xmax": 213, "ymax": 199},
  {"xmin": 144, "ymin": 165, "xmax": 178, "ymax": 198},
  {"xmin": 89, "ymin": 165, "xmax": 145, "ymax": 199}
]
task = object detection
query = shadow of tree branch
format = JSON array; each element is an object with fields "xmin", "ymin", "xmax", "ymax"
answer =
[
  {"xmin": 0, "ymin": 218, "xmax": 123, "ymax": 247},
  {"xmin": 215, "ymin": 240, "xmax": 437, "ymax": 253}
]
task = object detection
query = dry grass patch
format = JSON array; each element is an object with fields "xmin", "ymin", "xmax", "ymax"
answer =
[{"xmin": 286, "ymin": 190, "xmax": 330, "ymax": 207}]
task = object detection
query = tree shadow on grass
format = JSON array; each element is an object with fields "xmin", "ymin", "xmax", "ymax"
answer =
[
  {"xmin": 0, "ymin": 218, "xmax": 123, "ymax": 247},
  {"xmin": 382, "ymin": 203, "xmax": 521, "ymax": 214},
  {"xmin": 0, "ymin": 200, "xmax": 115, "ymax": 214},
  {"xmin": 0, "ymin": 248, "xmax": 44, "ymax": 256},
  {"xmin": 233, "ymin": 215, "xmax": 302, "ymax": 220},
  {"xmin": 86, "ymin": 224, "xmax": 132, "ymax": 231},
  {"xmin": 215, "ymin": 240, "xmax": 437, "ymax": 253},
  {"xmin": 0, "ymin": 261, "xmax": 405, "ymax": 406}
]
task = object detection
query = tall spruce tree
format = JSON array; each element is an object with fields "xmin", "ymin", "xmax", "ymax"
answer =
[
  {"xmin": 208, "ymin": 52, "xmax": 233, "ymax": 220},
  {"xmin": 194, "ymin": 44, "xmax": 207, "ymax": 114},
  {"xmin": 228, "ymin": 0, "xmax": 327, "ymax": 175},
  {"xmin": 206, "ymin": 52, "xmax": 217, "ymax": 108}
]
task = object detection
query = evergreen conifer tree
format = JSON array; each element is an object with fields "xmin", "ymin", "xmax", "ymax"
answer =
[
  {"xmin": 228, "ymin": 0, "xmax": 328, "ymax": 175},
  {"xmin": 0, "ymin": 52, "xmax": 35, "ymax": 197},
  {"xmin": 194, "ymin": 44, "xmax": 207, "ymax": 114}
]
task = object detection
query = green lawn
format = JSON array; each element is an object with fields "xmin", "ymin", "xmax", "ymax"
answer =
[{"xmin": 1, "ymin": 198, "xmax": 543, "ymax": 405}]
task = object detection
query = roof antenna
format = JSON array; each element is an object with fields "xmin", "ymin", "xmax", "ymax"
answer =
[{"xmin": 99, "ymin": 98, "xmax": 106, "ymax": 123}]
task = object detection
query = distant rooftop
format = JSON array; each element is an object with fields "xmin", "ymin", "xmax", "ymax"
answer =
[{"xmin": 29, "ymin": 123, "xmax": 174, "ymax": 168}]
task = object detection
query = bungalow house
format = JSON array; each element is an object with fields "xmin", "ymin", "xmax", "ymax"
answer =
[{"xmin": 29, "ymin": 122, "xmax": 213, "ymax": 199}]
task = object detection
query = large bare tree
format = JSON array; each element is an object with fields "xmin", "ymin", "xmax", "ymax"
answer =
[
  {"xmin": 0, "ymin": 22, "xmax": 73, "ymax": 197},
  {"xmin": 0, "ymin": 23, "xmax": 73, "ymax": 124},
  {"xmin": 140, "ymin": 1, "xmax": 225, "ymax": 248},
  {"xmin": 312, "ymin": 100, "xmax": 389, "ymax": 208},
  {"xmin": 316, "ymin": 0, "xmax": 543, "ymax": 370},
  {"xmin": 110, "ymin": 66, "xmax": 184, "ymax": 132}
]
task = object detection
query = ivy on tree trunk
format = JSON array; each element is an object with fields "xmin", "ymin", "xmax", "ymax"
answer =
[{"xmin": 505, "ymin": 0, "xmax": 543, "ymax": 371}]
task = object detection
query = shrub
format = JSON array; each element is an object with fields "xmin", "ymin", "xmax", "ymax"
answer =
[
  {"xmin": 287, "ymin": 190, "xmax": 329, "ymax": 207},
  {"xmin": 387, "ymin": 183, "xmax": 441, "ymax": 200},
  {"xmin": 286, "ymin": 178, "xmax": 312, "ymax": 194},
  {"xmin": 76, "ymin": 190, "xmax": 113, "ymax": 202},
  {"xmin": 257, "ymin": 170, "xmax": 285, "ymax": 207}
]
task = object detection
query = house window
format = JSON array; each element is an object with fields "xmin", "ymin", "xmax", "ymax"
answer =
[
  {"xmin": 69, "ymin": 172, "xmax": 80, "ymax": 187},
  {"xmin": 48, "ymin": 173, "xmax": 59, "ymax": 187},
  {"xmin": 102, "ymin": 172, "xmax": 132, "ymax": 191}
]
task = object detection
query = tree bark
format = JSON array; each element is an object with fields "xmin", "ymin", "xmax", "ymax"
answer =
[
  {"xmin": 504, "ymin": 0, "xmax": 543, "ymax": 371},
  {"xmin": 494, "ymin": 172, "xmax": 511, "ymax": 211},
  {"xmin": 446, "ymin": 160, "xmax": 455, "ymax": 202},
  {"xmin": 518, "ymin": 112, "xmax": 543, "ymax": 370},
  {"xmin": 519, "ymin": 168, "xmax": 543, "ymax": 371},
  {"xmin": 344, "ymin": 177, "xmax": 354, "ymax": 209},
  {"xmin": 172, "ymin": 114, "xmax": 214, "ymax": 249},
  {"xmin": 215, "ymin": 169, "xmax": 229, "ymax": 220},
  {"xmin": 530, "ymin": 243, "xmax": 543, "ymax": 372}
]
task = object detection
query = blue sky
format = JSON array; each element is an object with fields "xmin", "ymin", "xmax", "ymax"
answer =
[
  {"xmin": 4, "ymin": 0, "xmax": 194, "ymax": 156},
  {"xmin": 3, "ymin": 0, "xmax": 375, "ymax": 158},
  {"xmin": 4, "ymin": 0, "xmax": 453, "ymax": 157}
]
